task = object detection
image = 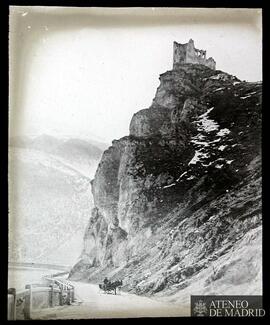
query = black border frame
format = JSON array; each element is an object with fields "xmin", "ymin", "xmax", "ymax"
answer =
[{"xmin": 1, "ymin": 1, "xmax": 268, "ymax": 323}]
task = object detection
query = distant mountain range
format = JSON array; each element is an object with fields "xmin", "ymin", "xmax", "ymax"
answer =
[
  {"xmin": 9, "ymin": 134, "xmax": 108, "ymax": 152},
  {"xmin": 9, "ymin": 134, "xmax": 108, "ymax": 178},
  {"xmin": 8, "ymin": 134, "xmax": 106, "ymax": 266}
]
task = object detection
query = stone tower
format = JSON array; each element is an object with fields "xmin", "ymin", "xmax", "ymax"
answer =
[{"xmin": 173, "ymin": 39, "xmax": 216, "ymax": 70}]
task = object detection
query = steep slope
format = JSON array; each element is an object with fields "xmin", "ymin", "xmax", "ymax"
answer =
[
  {"xmin": 8, "ymin": 135, "xmax": 105, "ymax": 265},
  {"xmin": 70, "ymin": 63, "xmax": 262, "ymax": 305}
]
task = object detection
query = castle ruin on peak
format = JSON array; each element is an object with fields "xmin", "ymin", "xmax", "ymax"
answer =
[{"xmin": 173, "ymin": 39, "xmax": 216, "ymax": 70}]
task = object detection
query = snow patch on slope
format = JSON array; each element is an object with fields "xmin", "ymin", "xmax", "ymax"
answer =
[
  {"xmin": 196, "ymin": 107, "xmax": 219, "ymax": 133},
  {"xmin": 188, "ymin": 151, "xmax": 209, "ymax": 165},
  {"xmin": 188, "ymin": 107, "xmax": 232, "ymax": 168}
]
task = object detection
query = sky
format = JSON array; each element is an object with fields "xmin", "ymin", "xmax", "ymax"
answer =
[{"xmin": 9, "ymin": 7, "xmax": 262, "ymax": 144}]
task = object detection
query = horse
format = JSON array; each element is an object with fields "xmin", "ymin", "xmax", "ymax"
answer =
[
  {"xmin": 99, "ymin": 280, "xmax": 123, "ymax": 295},
  {"xmin": 113, "ymin": 280, "xmax": 123, "ymax": 293}
]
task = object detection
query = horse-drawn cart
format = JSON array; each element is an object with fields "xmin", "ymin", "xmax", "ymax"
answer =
[{"xmin": 99, "ymin": 280, "xmax": 122, "ymax": 295}]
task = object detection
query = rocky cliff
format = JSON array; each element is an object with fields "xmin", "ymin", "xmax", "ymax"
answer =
[{"xmin": 69, "ymin": 62, "xmax": 262, "ymax": 305}]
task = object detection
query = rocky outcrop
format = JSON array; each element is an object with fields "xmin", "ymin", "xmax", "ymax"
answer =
[{"xmin": 69, "ymin": 62, "xmax": 262, "ymax": 302}]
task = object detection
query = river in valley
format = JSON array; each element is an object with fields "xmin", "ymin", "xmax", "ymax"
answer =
[{"xmin": 8, "ymin": 266, "xmax": 68, "ymax": 291}]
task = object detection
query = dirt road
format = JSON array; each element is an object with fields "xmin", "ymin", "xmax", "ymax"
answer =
[{"xmin": 31, "ymin": 281, "xmax": 189, "ymax": 319}]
